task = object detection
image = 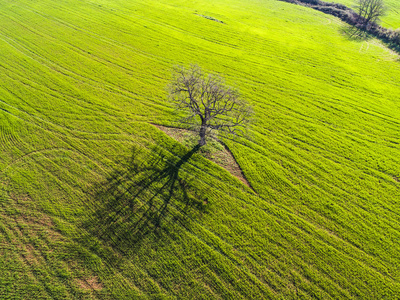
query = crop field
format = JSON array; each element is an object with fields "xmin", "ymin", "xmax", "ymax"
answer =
[
  {"xmin": 0, "ymin": 0, "xmax": 399, "ymax": 298},
  {"xmin": 332, "ymin": 0, "xmax": 400, "ymax": 28}
]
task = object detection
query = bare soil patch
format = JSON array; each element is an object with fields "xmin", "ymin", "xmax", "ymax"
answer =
[
  {"xmin": 18, "ymin": 213, "xmax": 54, "ymax": 228},
  {"xmin": 154, "ymin": 125, "xmax": 252, "ymax": 188},
  {"xmin": 77, "ymin": 277, "xmax": 104, "ymax": 291},
  {"xmin": 24, "ymin": 244, "xmax": 39, "ymax": 265}
]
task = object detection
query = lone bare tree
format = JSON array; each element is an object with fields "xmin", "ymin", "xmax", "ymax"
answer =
[
  {"xmin": 355, "ymin": 0, "xmax": 386, "ymax": 26},
  {"xmin": 168, "ymin": 65, "xmax": 253, "ymax": 146}
]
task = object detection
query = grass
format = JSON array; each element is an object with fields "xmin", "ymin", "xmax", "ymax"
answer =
[
  {"xmin": 0, "ymin": 0, "xmax": 400, "ymax": 298},
  {"xmin": 330, "ymin": 0, "xmax": 400, "ymax": 29},
  {"xmin": 154, "ymin": 125, "xmax": 249, "ymax": 185}
]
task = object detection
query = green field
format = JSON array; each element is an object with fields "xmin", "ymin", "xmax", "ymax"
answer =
[
  {"xmin": 333, "ymin": 0, "xmax": 400, "ymax": 28},
  {"xmin": 1, "ymin": 0, "xmax": 400, "ymax": 298}
]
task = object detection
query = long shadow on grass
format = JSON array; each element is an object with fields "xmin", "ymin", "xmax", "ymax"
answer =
[
  {"xmin": 341, "ymin": 24, "xmax": 372, "ymax": 41},
  {"xmin": 82, "ymin": 145, "xmax": 208, "ymax": 257}
]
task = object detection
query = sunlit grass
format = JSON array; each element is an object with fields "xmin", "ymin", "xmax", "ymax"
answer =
[{"xmin": 0, "ymin": 0, "xmax": 399, "ymax": 298}]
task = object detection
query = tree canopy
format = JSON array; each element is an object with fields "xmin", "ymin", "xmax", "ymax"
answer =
[{"xmin": 168, "ymin": 65, "xmax": 253, "ymax": 146}]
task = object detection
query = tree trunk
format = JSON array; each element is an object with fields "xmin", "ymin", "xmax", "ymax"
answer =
[{"xmin": 199, "ymin": 122, "xmax": 207, "ymax": 146}]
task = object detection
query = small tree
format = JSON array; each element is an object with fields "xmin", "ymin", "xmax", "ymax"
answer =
[
  {"xmin": 355, "ymin": 0, "xmax": 386, "ymax": 25},
  {"xmin": 168, "ymin": 65, "xmax": 253, "ymax": 146}
]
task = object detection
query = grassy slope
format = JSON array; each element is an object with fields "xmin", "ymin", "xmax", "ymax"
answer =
[
  {"xmin": 331, "ymin": 0, "xmax": 400, "ymax": 28},
  {"xmin": 0, "ymin": 0, "xmax": 400, "ymax": 298}
]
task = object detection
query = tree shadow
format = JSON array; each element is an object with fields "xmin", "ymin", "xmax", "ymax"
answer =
[
  {"xmin": 81, "ymin": 144, "xmax": 208, "ymax": 257},
  {"xmin": 341, "ymin": 24, "xmax": 372, "ymax": 41},
  {"xmin": 341, "ymin": 24, "xmax": 400, "ymax": 55}
]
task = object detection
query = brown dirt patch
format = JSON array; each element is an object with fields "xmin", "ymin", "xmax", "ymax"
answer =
[
  {"xmin": 0, "ymin": 178, "xmax": 10, "ymax": 186},
  {"xmin": 44, "ymin": 229, "xmax": 64, "ymax": 242},
  {"xmin": 19, "ymin": 213, "xmax": 55, "ymax": 228},
  {"xmin": 24, "ymin": 244, "xmax": 39, "ymax": 265},
  {"xmin": 77, "ymin": 277, "xmax": 104, "ymax": 291},
  {"xmin": 212, "ymin": 142, "xmax": 251, "ymax": 188},
  {"xmin": 9, "ymin": 192, "xmax": 31, "ymax": 204},
  {"xmin": 154, "ymin": 124, "xmax": 252, "ymax": 188}
]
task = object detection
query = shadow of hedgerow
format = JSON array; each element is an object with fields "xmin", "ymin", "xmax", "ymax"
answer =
[{"xmin": 81, "ymin": 145, "xmax": 208, "ymax": 257}]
